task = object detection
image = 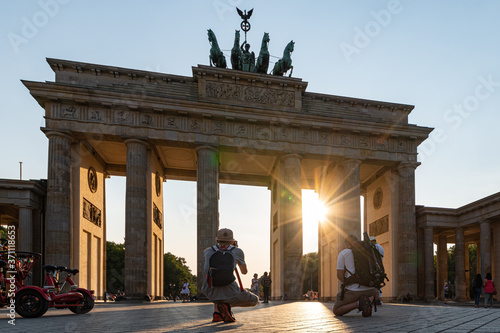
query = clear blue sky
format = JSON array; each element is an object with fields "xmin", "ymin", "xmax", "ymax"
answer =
[{"xmin": 2, "ymin": 1, "xmax": 500, "ymax": 287}]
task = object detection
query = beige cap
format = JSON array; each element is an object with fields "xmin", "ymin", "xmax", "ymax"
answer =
[{"xmin": 216, "ymin": 228, "xmax": 234, "ymax": 242}]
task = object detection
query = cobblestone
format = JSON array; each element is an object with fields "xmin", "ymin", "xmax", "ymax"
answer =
[{"xmin": 1, "ymin": 300, "xmax": 499, "ymax": 332}]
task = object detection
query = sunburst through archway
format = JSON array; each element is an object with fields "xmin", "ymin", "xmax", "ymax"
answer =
[{"xmin": 302, "ymin": 190, "xmax": 328, "ymax": 254}]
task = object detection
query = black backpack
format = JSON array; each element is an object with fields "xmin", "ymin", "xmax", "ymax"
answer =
[
  {"xmin": 345, "ymin": 232, "xmax": 388, "ymax": 290},
  {"xmin": 207, "ymin": 245, "xmax": 236, "ymax": 287}
]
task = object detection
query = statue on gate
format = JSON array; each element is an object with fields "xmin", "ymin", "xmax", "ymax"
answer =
[
  {"xmin": 240, "ymin": 41, "xmax": 255, "ymax": 72},
  {"xmin": 272, "ymin": 40, "xmax": 294, "ymax": 77},
  {"xmin": 207, "ymin": 29, "xmax": 227, "ymax": 68},
  {"xmin": 231, "ymin": 30, "xmax": 243, "ymax": 70},
  {"xmin": 254, "ymin": 32, "xmax": 270, "ymax": 74}
]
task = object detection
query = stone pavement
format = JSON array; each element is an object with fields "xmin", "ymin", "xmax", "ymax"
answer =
[{"xmin": 1, "ymin": 300, "xmax": 499, "ymax": 333}]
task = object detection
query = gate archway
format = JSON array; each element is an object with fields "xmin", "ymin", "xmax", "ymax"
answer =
[{"xmin": 24, "ymin": 58, "xmax": 432, "ymax": 300}]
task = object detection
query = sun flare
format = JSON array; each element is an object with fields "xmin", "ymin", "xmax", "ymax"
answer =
[{"xmin": 302, "ymin": 190, "xmax": 329, "ymax": 253}]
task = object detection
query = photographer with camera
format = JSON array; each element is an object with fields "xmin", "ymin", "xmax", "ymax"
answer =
[{"xmin": 201, "ymin": 228, "xmax": 258, "ymax": 323}]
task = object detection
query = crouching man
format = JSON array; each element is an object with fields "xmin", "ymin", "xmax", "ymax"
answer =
[
  {"xmin": 202, "ymin": 228, "xmax": 259, "ymax": 322},
  {"xmin": 333, "ymin": 234, "xmax": 379, "ymax": 317}
]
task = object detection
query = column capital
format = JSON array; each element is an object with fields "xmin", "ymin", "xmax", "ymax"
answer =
[
  {"xmin": 397, "ymin": 162, "xmax": 419, "ymax": 172},
  {"xmin": 124, "ymin": 138, "xmax": 150, "ymax": 148},
  {"xmin": 195, "ymin": 145, "xmax": 219, "ymax": 154},
  {"xmin": 282, "ymin": 153, "xmax": 303, "ymax": 161},
  {"xmin": 44, "ymin": 130, "xmax": 73, "ymax": 142},
  {"xmin": 340, "ymin": 158, "xmax": 362, "ymax": 167}
]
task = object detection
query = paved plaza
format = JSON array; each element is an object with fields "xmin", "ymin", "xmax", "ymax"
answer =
[{"xmin": 1, "ymin": 300, "xmax": 499, "ymax": 332}]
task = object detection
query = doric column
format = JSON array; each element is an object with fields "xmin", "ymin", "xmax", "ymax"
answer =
[
  {"xmin": 340, "ymin": 159, "xmax": 361, "ymax": 238},
  {"xmin": 437, "ymin": 234, "xmax": 448, "ymax": 300},
  {"xmin": 124, "ymin": 139, "xmax": 149, "ymax": 299},
  {"xmin": 455, "ymin": 227, "xmax": 467, "ymax": 300},
  {"xmin": 480, "ymin": 221, "xmax": 491, "ymax": 278},
  {"xmin": 45, "ymin": 131, "xmax": 72, "ymax": 266},
  {"xmin": 397, "ymin": 163, "xmax": 418, "ymax": 297},
  {"xmin": 282, "ymin": 154, "xmax": 303, "ymax": 300},
  {"xmin": 494, "ymin": 224, "xmax": 500, "ymax": 290},
  {"xmin": 18, "ymin": 207, "xmax": 33, "ymax": 252},
  {"xmin": 423, "ymin": 227, "xmax": 435, "ymax": 300},
  {"xmin": 465, "ymin": 243, "xmax": 470, "ymax": 298},
  {"xmin": 196, "ymin": 146, "xmax": 219, "ymax": 296}
]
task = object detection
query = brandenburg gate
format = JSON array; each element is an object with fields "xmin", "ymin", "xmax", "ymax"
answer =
[{"xmin": 23, "ymin": 57, "xmax": 432, "ymax": 300}]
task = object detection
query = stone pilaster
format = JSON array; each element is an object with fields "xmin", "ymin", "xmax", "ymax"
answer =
[
  {"xmin": 196, "ymin": 146, "xmax": 219, "ymax": 296},
  {"xmin": 340, "ymin": 159, "xmax": 361, "ymax": 238},
  {"xmin": 437, "ymin": 234, "xmax": 448, "ymax": 300},
  {"xmin": 124, "ymin": 139, "xmax": 149, "ymax": 299},
  {"xmin": 423, "ymin": 227, "xmax": 435, "ymax": 300},
  {"xmin": 282, "ymin": 154, "xmax": 303, "ymax": 300},
  {"xmin": 18, "ymin": 207, "xmax": 33, "ymax": 252},
  {"xmin": 455, "ymin": 227, "xmax": 467, "ymax": 300},
  {"xmin": 397, "ymin": 163, "xmax": 418, "ymax": 297},
  {"xmin": 45, "ymin": 131, "xmax": 72, "ymax": 267},
  {"xmin": 480, "ymin": 221, "xmax": 491, "ymax": 278}
]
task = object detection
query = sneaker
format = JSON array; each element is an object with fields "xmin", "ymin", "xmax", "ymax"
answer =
[
  {"xmin": 217, "ymin": 303, "xmax": 236, "ymax": 322},
  {"xmin": 212, "ymin": 312, "xmax": 223, "ymax": 322},
  {"xmin": 358, "ymin": 296, "xmax": 372, "ymax": 317}
]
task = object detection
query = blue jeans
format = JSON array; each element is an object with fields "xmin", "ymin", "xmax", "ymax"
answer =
[
  {"xmin": 474, "ymin": 288, "xmax": 481, "ymax": 306},
  {"xmin": 485, "ymin": 293, "xmax": 494, "ymax": 307}
]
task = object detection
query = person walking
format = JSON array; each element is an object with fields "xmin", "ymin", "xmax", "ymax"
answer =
[
  {"xmin": 181, "ymin": 279, "xmax": 190, "ymax": 303},
  {"xmin": 251, "ymin": 273, "xmax": 260, "ymax": 299},
  {"xmin": 261, "ymin": 272, "xmax": 272, "ymax": 303},
  {"xmin": 201, "ymin": 228, "xmax": 258, "ymax": 323},
  {"xmin": 472, "ymin": 274, "xmax": 483, "ymax": 308},
  {"xmin": 483, "ymin": 273, "xmax": 495, "ymax": 308}
]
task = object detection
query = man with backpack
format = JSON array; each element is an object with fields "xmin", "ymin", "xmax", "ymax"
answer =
[
  {"xmin": 333, "ymin": 234, "xmax": 382, "ymax": 317},
  {"xmin": 201, "ymin": 228, "xmax": 258, "ymax": 323}
]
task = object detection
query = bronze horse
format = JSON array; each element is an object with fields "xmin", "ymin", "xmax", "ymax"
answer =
[
  {"xmin": 255, "ymin": 32, "xmax": 270, "ymax": 74},
  {"xmin": 231, "ymin": 30, "xmax": 242, "ymax": 70},
  {"xmin": 272, "ymin": 40, "xmax": 294, "ymax": 77},
  {"xmin": 208, "ymin": 29, "xmax": 227, "ymax": 68}
]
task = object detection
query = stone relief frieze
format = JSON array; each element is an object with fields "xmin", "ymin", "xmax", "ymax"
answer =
[
  {"xmin": 141, "ymin": 114, "xmax": 153, "ymax": 126},
  {"xmin": 62, "ymin": 106, "xmax": 79, "ymax": 119},
  {"xmin": 114, "ymin": 111, "xmax": 131, "ymax": 124},
  {"xmin": 205, "ymin": 81, "xmax": 294, "ymax": 108},
  {"xmin": 190, "ymin": 119, "xmax": 202, "ymax": 131},
  {"xmin": 257, "ymin": 127, "xmax": 270, "ymax": 139},
  {"xmin": 153, "ymin": 203, "xmax": 162, "ymax": 229},
  {"xmin": 369, "ymin": 215, "xmax": 389, "ymax": 237},
  {"xmin": 341, "ymin": 134, "xmax": 352, "ymax": 146},
  {"xmin": 319, "ymin": 132, "xmax": 330, "ymax": 144},
  {"xmin": 166, "ymin": 116, "xmax": 178, "ymax": 128},
  {"xmin": 83, "ymin": 197, "xmax": 101, "ymax": 227},
  {"xmin": 88, "ymin": 109, "xmax": 103, "ymax": 122},
  {"xmin": 300, "ymin": 130, "xmax": 311, "ymax": 142},
  {"xmin": 376, "ymin": 138, "xmax": 388, "ymax": 150},
  {"xmin": 212, "ymin": 121, "xmax": 224, "ymax": 133},
  {"xmin": 234, "ymin": 125, "xmax": 247, "ymax": 137},
  {"xmin": 359, "ymin": 136, "xmax": 370, "ymax": 149}
]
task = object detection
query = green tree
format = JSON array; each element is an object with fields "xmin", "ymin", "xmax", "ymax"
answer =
[
  {"xmin": 164, "ymin": 252, "xmax": 197, "ymax": 298},
  {"xmin": 301, "ymin": 252, "xmax": 318, "ymax": 294},
  {"xmin": 106, "ymin": 241, "xmax": 125, "ymax": 293}
]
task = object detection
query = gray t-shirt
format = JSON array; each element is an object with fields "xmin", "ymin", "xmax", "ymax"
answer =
[{"xmin": 201, "ymin": 245, "xmax": 246, "ymax": 301}]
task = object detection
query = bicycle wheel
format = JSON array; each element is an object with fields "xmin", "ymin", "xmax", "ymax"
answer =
[
  {"xmin": 15, "ymin": 289, "xmax": 49, "ymax": 318},
  {"xmin": 69, "ymin": 291, "xmax": 94, "ymax": 314}
]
